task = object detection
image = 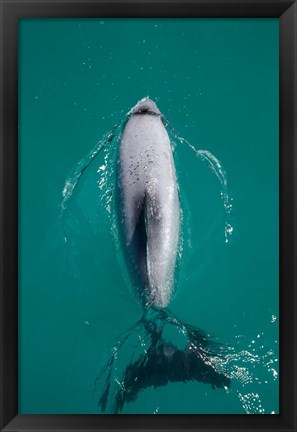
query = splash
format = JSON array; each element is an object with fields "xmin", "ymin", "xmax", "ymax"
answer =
[
  {"xmin": 60, "ymin": 122, "xmax": 121, "ymax": 216},
  {"xmin": 220, "ymin": 316, "xmax": 279, "ymax": 414},
  {"xmin": 60, "ymin": 96, "xmax": 233, "ymax": 243},
  {"xmin": 60, "ymin": 101, "xmax": 234, "ymax": 245},
  {"xmin": 95, "ymin": 310, "xmax": 278, "ymax": 414},
  {"xmin": 95, "ymin": 307, "xmax": 231, "ymax": 414},
  {"xmin": 164, "ymin": 119, "xmax": 234, "ymax": 244}
]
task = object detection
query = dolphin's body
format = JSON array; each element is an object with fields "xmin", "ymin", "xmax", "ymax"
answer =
[
  {"xmin": 117, "ymin": 98, "xmax": 180, "ymax": 308},
  {"xmin": 98, "ymin": 99, "xmax": 231, "ymax": 413}
]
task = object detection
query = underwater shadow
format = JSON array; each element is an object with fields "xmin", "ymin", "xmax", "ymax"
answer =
[{"xmin": 97, "ymin": 307, "xmax": 230, "ymax": 413}]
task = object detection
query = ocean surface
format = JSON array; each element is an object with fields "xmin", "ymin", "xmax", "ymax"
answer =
[{"xmin": 18, "ymin": 18, "xmax": 279, "ymax": 414}]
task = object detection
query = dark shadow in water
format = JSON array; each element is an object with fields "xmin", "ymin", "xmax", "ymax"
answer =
[{"xmin": 97, "ymin": 308, "xmax": 230, "ymax": 413}]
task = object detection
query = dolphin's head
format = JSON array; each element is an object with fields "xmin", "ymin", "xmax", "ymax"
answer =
[{"xmin": 131, "ymin": 98, "xmax": 162, "ymax": 116}]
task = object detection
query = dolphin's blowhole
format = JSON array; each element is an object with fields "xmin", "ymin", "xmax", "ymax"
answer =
[{"xmin": 131, "ymin": 98, "xmax": 161, "ymax": 116}]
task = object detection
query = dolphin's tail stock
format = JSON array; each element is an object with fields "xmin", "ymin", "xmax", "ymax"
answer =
[{"xmin": 96, "ymin": 307, "xmax": 230, "ymax": 413}]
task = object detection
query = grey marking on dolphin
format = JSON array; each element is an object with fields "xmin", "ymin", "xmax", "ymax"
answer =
[{"xmin": 118, "ymin": 98, "xmax": 180, "ymax": 308}]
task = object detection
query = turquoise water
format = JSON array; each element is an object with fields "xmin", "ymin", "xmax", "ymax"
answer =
[{"xmin": 18, "ymin": 18, "xmax": 279, "ymax": 414}]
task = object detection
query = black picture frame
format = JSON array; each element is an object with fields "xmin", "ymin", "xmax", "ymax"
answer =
[{"xmin": 1, "ymin": 1, "xmax": 296, "ymax": 431}]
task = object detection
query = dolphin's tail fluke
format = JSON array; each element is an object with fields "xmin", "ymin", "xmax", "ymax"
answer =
[{"xmin": 96, "ymin": 307, "xmax": 230, "ymax": 413}]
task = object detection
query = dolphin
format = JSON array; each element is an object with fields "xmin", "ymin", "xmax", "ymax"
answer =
[
  {"xmin": 117, "ymin": 98, "xmax": 180, "ymax": 308},
  {"xmin": 97, "ymin": 98, "xmax": 230, "ymax": 413}
]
